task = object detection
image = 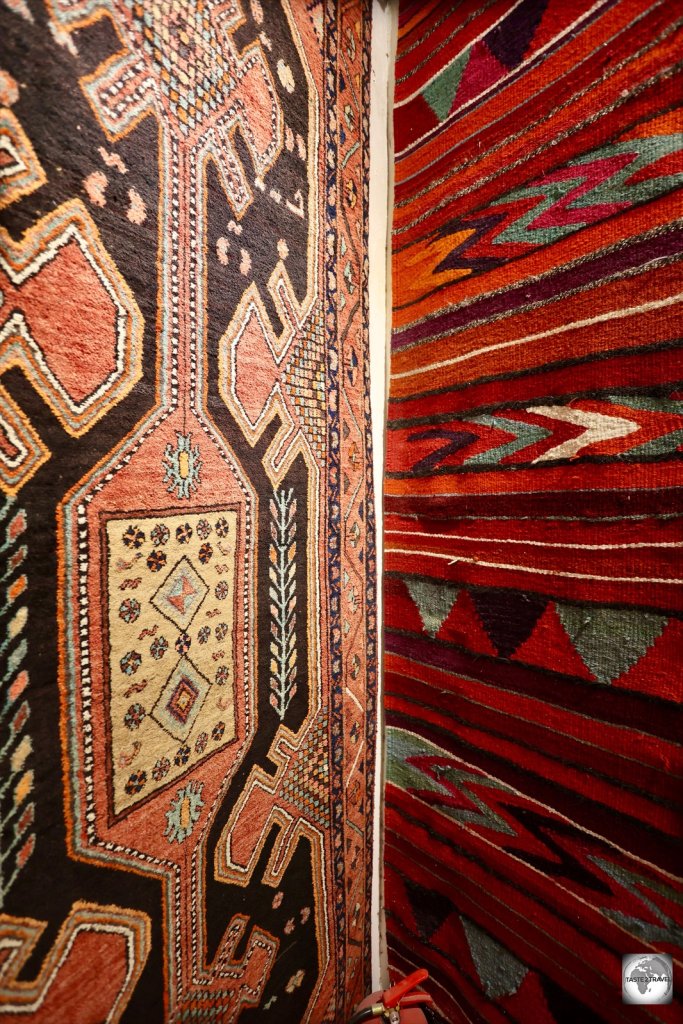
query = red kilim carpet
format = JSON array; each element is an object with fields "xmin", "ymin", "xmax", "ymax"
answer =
[
  {"xmin": 385, "ymin": 2, "xmax": 683, "ymax": 1022},
  {"xmin": 0, "ymin": 1, "xmax": 375, "ymax": 1021}
]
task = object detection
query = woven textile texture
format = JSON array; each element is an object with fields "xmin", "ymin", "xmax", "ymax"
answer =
[
  {"xmin": 0, "ymin": 1, "xmax": 375, "ymax": 1021},
  {"xmin": 385, "ymin": 2, "xmax": 682, "ymax": 1022}
]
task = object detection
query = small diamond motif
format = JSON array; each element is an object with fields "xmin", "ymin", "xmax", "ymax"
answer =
[
  {"xmin": 152, "ymin": 656, "xmax": 210, "ymax": 741},
  {"xmin": 166, "ymin": 675, "xmax": 199, "ymax": 726},
  {"xmin": 151, "ymin": 556, "xmax": 209, "ymax": 630}
]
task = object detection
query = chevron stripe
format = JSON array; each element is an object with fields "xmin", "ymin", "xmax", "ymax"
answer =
[
  {"xmin": 387, "ymin": 726, "xmax": 516, "ymax": 835},
  {"xmin": 591, "ymin": 859, "xmax": 683, "ymax": 947},
  {"xmin": 388, "ymin": 391, "xmax": 683, "ymax": 476},
  {"xmin": 528, "ymin": 404, "xmax": 639, "ymax": 461},
  {"xmin": 464, "ymin": 413, "xmax": 551, "ymax": 465}
]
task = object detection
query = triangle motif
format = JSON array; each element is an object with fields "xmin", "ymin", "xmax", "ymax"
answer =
[
  {"xmin": 423, "ymin": 50, "xmax": 469, "ymax": 123},
  {"xmin": 513, "ymin": 602, "xmax": 593, "ymax": 679},
  {"xmin": 404, "ymin": 577, "xmax": 459, "ymax": 637},
  {"xmin": 405, "ymin": 878, "xmax": 455, "ymax": 941},
  {"xmin": 442, "ymin": 588, "xmax": 498, "ymax": 655},
  {"xmin": 470, "ymin": 588, "xmax": 548, "ymax": 658},
  {"xmin": 461, "ymin": 917, "xmax": 528, "ymax": 1000},
  {"xmin": 486, "ymin": 0, "xmax": 550, "ymax": 70},
  {"xmin": 556, "ymin": 605, "xmax": 667, "ymax": 685},
  {"xmin": 450, "ymin": 40, "xmax": 507, "ymax": 113}
]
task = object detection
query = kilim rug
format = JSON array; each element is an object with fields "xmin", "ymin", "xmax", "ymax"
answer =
[
  {"xmin": 0, "ymin": 1, "xmax": 375, "ymax": 1021},
  {"xmin": 384, "ymin": 1, "xmax": 683, "ymax": 1022}
]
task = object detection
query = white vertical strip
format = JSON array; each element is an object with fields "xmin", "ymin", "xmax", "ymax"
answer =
[{"xmin": 369, "ymin": 0, "xmax": 397, "ymax": 993}]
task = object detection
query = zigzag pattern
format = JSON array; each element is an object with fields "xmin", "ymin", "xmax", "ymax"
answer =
[
  {"xmin": 387, "ymin": 729, "xmax": 683, "ymax": 909},
  {"xmin": 434, "ymin": 130, "xmax": 683, "ymax": 279}
]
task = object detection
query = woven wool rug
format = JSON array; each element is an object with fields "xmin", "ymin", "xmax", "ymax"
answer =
[
  {"xmin": 0, "ymin": 1, "xmax": 375, "ymax": 1021},
  {"xmin": 385, "ymin": 1, "xmax": 683, "ymax": 1021}
]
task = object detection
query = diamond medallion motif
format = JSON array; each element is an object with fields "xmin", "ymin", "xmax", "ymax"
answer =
[
  {"xmin": 152, "ymin": 656, "xmax": 209, "ymax": 741},
  {"xmin": 151, "ymin": 555, "xmax": 208, "ymax": 630}
]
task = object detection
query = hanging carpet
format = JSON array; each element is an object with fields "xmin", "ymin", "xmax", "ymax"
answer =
[
  {"xmin": 384, "ymin": 1, "xmax": 683, "ymax": 1021},
  {"xmin": 0, "ymin": 1, "xmax": 375, "ymax": 1021}
]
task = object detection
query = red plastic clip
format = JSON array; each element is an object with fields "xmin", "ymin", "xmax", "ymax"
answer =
[{"xmin": 382, "ymin": 969, "xmax": 429, "ymax": 1009}]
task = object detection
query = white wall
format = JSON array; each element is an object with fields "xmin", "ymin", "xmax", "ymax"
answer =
[{"xmin": 368, "ymin": 0, "xmax": 397, "ymax": 993}]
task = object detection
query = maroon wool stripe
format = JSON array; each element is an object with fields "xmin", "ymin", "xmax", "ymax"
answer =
[
  {"xmin": 384, "ymin": 651, "xmax": 680, "ymax": 772},
  {"xmin": 386, "ymin": 684, "xmax": 680, "ymax": 837},
  {"xmin": 383, "ymin": 512, "xmax": 683, "ymax": 549},
  {"xmin": 387, "ymin": 341, "xmax": 683, "ymax": 424},
  {"xmin": 384, "ymin": 629, "xmax": 682, "ymax": 742},
  {"xmin": 384, "ymin": 484, "xmax": 683, "ymax": 521},
  {"xmin": 386, "ymin": 687, "xmax": 680, "ymax": 841},
  {"xmin": 384, "ymin": 640, "xmax": 683, "ymax": 765}
]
